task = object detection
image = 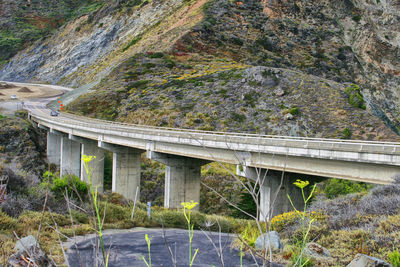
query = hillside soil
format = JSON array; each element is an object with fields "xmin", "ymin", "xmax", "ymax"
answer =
[{"xmin": 0, "ymin": 82, "xmax": 63, "ymax": 100}]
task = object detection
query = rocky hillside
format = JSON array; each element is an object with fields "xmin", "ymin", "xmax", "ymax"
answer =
[
  {"xmin": 0, "ymin": 111, "xmax": 46, "ymax": 175},
  {"xmin": 1, "ymin": 0, "xmax": 399, "ymax": 139},
  {"xmin": 0, "ymin": 0, "xmax": 105, "ymax": 67}
]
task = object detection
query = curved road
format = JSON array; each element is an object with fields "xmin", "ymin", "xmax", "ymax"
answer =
[{"xmin": 0, "ymin": 80, "xmax": 71, "ymax": 115}]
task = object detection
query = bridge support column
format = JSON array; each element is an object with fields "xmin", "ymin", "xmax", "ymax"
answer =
[
  {"xmin": 81, "ymin": 140, "xmax": 105, "ymax": 193},
  {"xmin": 112, "ymin": 148, "xmax": 142, "ymax": 200},
  {"xmin": 148, "ymin": 151, "xmax": 209, "ymax": 209},
  {"xmin": 47, "ymin": 132, "xmax": 61, "ymax": 167},
  {"xmin": 239, "ymin": 167, "xmax": 306, "ymax": 221},
  {"xmin": 98, "ymin": 141, "xmax": 144, "ymax": 200},
  {"xmin": 60, "ymin": 137, "xmax": 81, "ymax": 177}
]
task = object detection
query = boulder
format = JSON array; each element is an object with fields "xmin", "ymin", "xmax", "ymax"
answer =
[
  {"xmin": 255, "ymin": 231, "xmax": 283, "ymax": 251},
  {"xmin": 284, "ymin": 113, "xmax": 294, "ymax": 120},
  {"xmin": 274, "ymin": 87, "xmax": 285, "ymax": 96},
  {"xmin": 14, "ymin": 235, "xmax": 40, "ymax": 252},
  {"xmin": 304, "ymin": 242, "xmax": 331, "ymax": 259},
  {"xmin": 346, "ymin": 253, "xmax": 391, "ymax": 267},
  {"xmin": 8, "ymin": 235, "xmax": 54, "ymax": 267}
]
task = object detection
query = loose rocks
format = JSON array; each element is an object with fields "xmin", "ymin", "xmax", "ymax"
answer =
[
  {"xmin": 255, "ymin": 231, "xmax": 283, "ymax": 251},
  {"xmin": 346, "ymin": 253, "xmax": 391, "ymax": 267}
]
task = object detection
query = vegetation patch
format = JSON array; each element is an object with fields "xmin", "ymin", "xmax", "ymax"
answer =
[{"xmin": 345, "ymin": 84, "xmax": 366, "ymax": 109}]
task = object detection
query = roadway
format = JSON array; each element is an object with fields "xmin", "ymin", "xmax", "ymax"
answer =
[{"xmin": 2, "ymin": 81, "xmax": 399, "ymax": 184}]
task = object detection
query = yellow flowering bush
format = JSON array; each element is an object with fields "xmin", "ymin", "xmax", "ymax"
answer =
[{"xmin": 271, "ymin": 210, "xmax": 321, "ymax": 232}]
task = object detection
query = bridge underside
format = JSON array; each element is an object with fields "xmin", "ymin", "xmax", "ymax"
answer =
[{"xmin": 38, "ymin": 117, "xmax": 400, "ymax": 219}]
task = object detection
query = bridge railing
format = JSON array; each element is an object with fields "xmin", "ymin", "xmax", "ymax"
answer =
[{"xmin": 29, "ymin": 110, "xmax": 400, "ymax": 156}]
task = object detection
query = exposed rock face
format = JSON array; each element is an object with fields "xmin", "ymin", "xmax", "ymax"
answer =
[
  {"xmin": 0, "ymin": 0, "xmax": 99, "ymax": 64},
  {"xmin": 334, "ymin": 0, "xmax": 400, "ymax": 136},
  {"xmin": 0, "ymin": 0, "xmax": 182, "ymax": 84}
]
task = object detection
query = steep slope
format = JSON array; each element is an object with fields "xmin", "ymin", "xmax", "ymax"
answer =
[
  {"xmin": 0, "ymin": 0, "xmax": 399, "ymax": 139},
  {"xmin": 0, "ymin": 0, "xmax": 105, "ymax": 66},
  {"xmin": 0, "ymin": 0, "xmax": 208, "ymax": 105},
  {"xmin": 67, "ymin": 53, "xmax": 398, "ymax": 140},
  {"xmin": 174, "ymin": 0, "xmax": 400, "ymax": 134}
]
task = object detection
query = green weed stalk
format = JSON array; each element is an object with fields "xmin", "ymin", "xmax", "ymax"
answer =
[
  {"xmin": 287, "ymin": 179, "xmax": 316, "ymax": 266},
  {"xmin": 82, "ymin": 154, "xmax": 109, "ymax": 266},
  {"xmin": 141, "ymin": 234, "xmax": 152, "ymax": 267},
  {"xmin": 182, "ymin": 200, "xmax": 199, "ymax": 267}
]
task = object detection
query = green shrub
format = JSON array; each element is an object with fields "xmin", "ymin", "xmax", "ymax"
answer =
[
  {"xmin": 154, "ymin": 209, "xmax": 187, "ymax": 228},
  {"xmin": 143, "ymin": 62, "xmax": 156, "ymax": 69},
  {"xmin": 126, "ymin": 80, "xmax": 150, "ymax": 90},
  {"xmin": 99, "ymin": 201, "xmax": 131, "ymax": 223},
  {"xmin": 0, "ymin": 211, "xmax": 18, "ymax": 230},
  {"xmin": 289, "ymin": 107, "xmax": 299, "ymax": 115},
  {"xmin": 345, "ymin": 84, "xmax": 366, "ymax": 109},
  {"xmin": 70, "ymin": 210, "xmax": 89, "ymax": 224},
  {"xmin": 205, "ymin": 214, "xmax": 236, "ymax": 233},
  {"xmin": 352, "ymin": 15, "xmax": 361, "ymax": 22},
  {"xmin": 104, "ymin": 151, "xmax": 112, "ymax": 190},
  {"xmin": 43, "ymin": 173, "xmax": 88, "ymax": 200},
  {"xmin": 163, "ymin": 58, "xmax": 176, "ymax": 68},
  {"xmin": 324, "ymin": 178, "xmax": 370, "ymax": 199},
  {"xmin": 0, "ymin": 35, "xmax": 22, "ymax": 51},
  {"xmin": 389, "ymin": 250, "xmax": 400, "ymax": 267},
  {"xmin": 239, "ymin": 222, "xmax": 259, "ymax": 247},
  {"xmin": 148, "ymin": 52, "xmax": 164, "ymax": 58},
  {"xmin": 231, "ymin": 112, "xmax": 246, "ymax": 123},
  {"xmin": 287, "ymin": 243, "xmax": 313, "ymax": 267},
  {"xmin": 122, "ymin": 36, "xmax": 142, "ymax": 52},
  {"xmin": 341, "ymin": 128, "xmax": 351, "ymax": 139}
]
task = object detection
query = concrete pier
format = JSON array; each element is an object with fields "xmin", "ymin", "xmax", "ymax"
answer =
[
  {"xmin": 239, "ymin": 167, "xmax": 309, "ymax": 221},
  {"xmin": 148, "ymin": 151, "xmax": 209, "ymax": 209},
  {"xmin": 112, "ymin": 150, "xmax": 142, "ymax": 200},
  {"xmin": 47, "ymin": 132, "xmax": 61, "ymax": 167},
  {"xmin": 80, "ymin": 140, "xmax": 105, "ymax": 192},
  {"xmin": 98, "ymin": 142, "xmax": 144, "ymax": 200},
  {"xmin": 60, "ymin": 137, "xmax": 81, "ymax": 177}
]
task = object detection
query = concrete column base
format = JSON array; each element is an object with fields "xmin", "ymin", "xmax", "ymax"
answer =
[
  {"xmin": 112, "ymin": 148, "xmax": 142, "ymax": 200},
  {"xmin": 60, "ymin": 137, "xmax": 81, "ymax": 177},
  {"xmin": 81, "ymin": 140, "xmax": 105, "ymax": 193},
  {"xmin": 148, "ymin": 151, "xmax": 209, "ymax": 209},
  {"xmin": 240, "ymin": 167, "xmax": 311, "ymax": 221},
  {"xmin": 47, "ymin": 132, "xmax": 61, "ymax": 167}
]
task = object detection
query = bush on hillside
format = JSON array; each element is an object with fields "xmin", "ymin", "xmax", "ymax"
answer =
[
  {"xmin": 42, "ymin": 171, "xmax": 88, "ymax": 200},
  {"xmin": 345, "ymin": 83, "xmax": 366, "ymax": 109},
  {"xmin": 359, "ymin": 176, "xmax": 400, "ymax": 215},
  {"xmin": 389, "ymin": 250, "xmax": 400, "ymax": 267},
  {"xmin": 323, "ymin": 178, "xmax": 370, "ymax": 199},
  {"xmin": 310, "ymin": 176, "xmax": 400, "ymax": 229},
  {"xmin": 0, "ymin": 169, "xmax": 68, "ymax": 217}
]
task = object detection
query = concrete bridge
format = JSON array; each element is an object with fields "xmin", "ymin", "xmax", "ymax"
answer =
[{"xmin": 28, "ymin": 109, "xmax": 400, "ymax": 219}]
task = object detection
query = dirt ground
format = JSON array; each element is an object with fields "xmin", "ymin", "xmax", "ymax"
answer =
[{"xmin": 0, "ymin": 82, "xmax": 63, "ymax": 100}]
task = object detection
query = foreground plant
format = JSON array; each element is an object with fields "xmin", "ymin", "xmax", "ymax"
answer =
[
  {"xmin": 389, "ymin": 249, "xmax": 400, "ymax": 267},
  {"xmin": 287, "ymin": 179, "xmax": 316, "ymax": 266},
  {"xmin": 82, "ymin": 154, "xmax": 109, "ymax": 266},
  {"xmin": 141, "ymin": 234, "xmax": 152, "ymax": 267},
  {"xmin": 181, "ymin": 200, "xmax": 199, "ymax": 267}
]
